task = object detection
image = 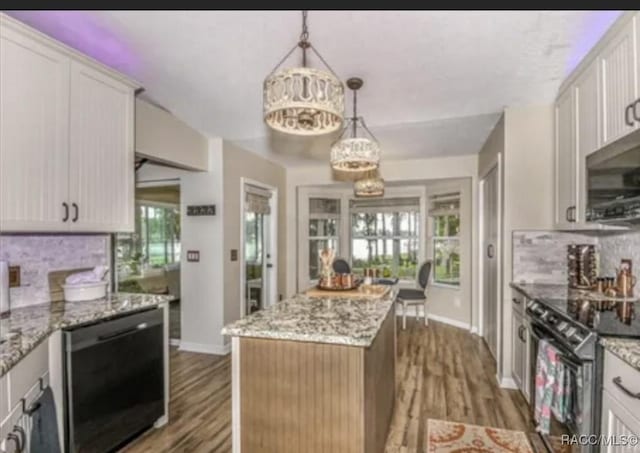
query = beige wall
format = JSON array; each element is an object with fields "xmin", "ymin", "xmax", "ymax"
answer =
[
  {"xmin": 135, "ymin": 99, "xmax": 209, "ymax": 171},
  {"xmin": 285, "ymin": 154, "xmax": 479, "ymax": 329},
  {"xmin": 222, "ymin": 142, "xmax": 287, "ymax": 333},
  {"xmin": 478, "ymin": 115, "xmax": 504, "ymax": 179},
  {"xmin": 477, "ymin": 105, "xmax": 554, "ymax": 383},
  {"xmin": 424, "ymin": 178, "xmax": 473, "ymax": 326}
]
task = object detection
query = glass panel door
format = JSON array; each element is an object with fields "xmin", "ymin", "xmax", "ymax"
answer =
[
  {"xmin": 245, "ymin": 210, "xmax": 266, "ymax": 315},
  {"xmin": 308, "ymin": 198, "xmax": 341, "ymax": 282}
]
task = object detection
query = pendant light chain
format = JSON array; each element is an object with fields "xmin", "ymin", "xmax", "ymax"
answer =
[
  {"xmin": 352, "ymin": 88, "xmax": 358, "ymax": 136},
  {"xmin": 300, "ymin": 10, "xmax": 309, "ymax": 67}
]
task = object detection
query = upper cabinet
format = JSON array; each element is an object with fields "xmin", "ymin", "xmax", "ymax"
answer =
[
  {"xmin": 554, "ymin": 12, "xmax": 638, "ymax": 230},
  {"xmin": 554, "ymin": 89, "xmax": 576, "ymax": 227},
  {"xmin": 0, "ymin": 14, "xmax": 139, "ymax": 233},
  {"xmin": 599, "ymin": 17, "xmax": 638, "ymax": 146},
  {"xmin": 0, "ymin": 25, "xmax": 70, "ymax": 231},
  {"xmin": 68, "ymin": 62, "xmax": 135, "ymax": 232}
]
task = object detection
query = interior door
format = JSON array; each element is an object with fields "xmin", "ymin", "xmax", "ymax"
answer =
[
  {"xmin": 482, "ymin": 166, "xmax": 499, "ymax": 359},
  {"xmin": 243, "ymin": 184, "xmax": 274, "ymax": 315}
]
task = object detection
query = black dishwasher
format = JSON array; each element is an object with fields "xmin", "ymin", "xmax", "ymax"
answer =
[{"xmin": 64, "ymin": 308, "xmax": 164, "ymax": 453}]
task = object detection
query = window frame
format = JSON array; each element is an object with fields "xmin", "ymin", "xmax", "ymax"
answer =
[
  {"xmin": 430, "ymin": 210, "xmax": 461, "ymax": 289},
  {"xmin": 297, "ymin": 185, "xmax": 426, "ymax": 292},
  {"xmin": 350, "ymin": 209, "xmax": 420, "ymax": 281}
]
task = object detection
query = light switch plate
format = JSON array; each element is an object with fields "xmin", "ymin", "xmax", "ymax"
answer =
[
  {"xmin": 230, "ymin": 249, "xmax": 238, "ymax": 261},
  {"xmin": 187, "ymin": 250, "xmax": 200, "ymax": 262}
]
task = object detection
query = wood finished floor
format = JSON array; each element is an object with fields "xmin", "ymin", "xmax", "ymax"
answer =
[{"xmin": 124, "ymin": 318, "xmax": 538, "ymax": 453}]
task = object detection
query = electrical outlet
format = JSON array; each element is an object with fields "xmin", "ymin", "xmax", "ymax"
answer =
[{"xmin": 8, "ymin": 266, "xmax": 20, "ymax": 287}]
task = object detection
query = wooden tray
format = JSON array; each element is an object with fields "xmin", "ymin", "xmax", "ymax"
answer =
[
  {"xmin": 316, "ymin": 280, "xmax": 361, "ymax": 292},
  {"xmin": 305, "ymin": 284, "xmax": 390, "ymax": 300}
]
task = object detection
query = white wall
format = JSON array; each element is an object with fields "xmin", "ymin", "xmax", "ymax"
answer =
[
  {"xmin": 477, "ymin": 105, "xmax": 554, "ymax": 384},
  {"xmin": 137, "ymin": 140, "xmax": 227, "ymax": 354},
  {"xmin": 135, "ymin": 99, "xmax": 209, "ymax": 171},
  {"xmin": 286, "ymin": 154, "xmax": 480, "ymax": 330}
]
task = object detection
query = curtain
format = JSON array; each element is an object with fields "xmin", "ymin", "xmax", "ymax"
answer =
[{"xmin": 245, "ymin": 185, "xmax": 272, "ymax": 215}]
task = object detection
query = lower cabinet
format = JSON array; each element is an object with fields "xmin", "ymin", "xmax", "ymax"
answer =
[
  {"xmin": 511, "ymin": 308, "xmax": 530, "ymax": 401},
  {"xmin": 601, "ymin": 350, "xmax": 640, "ymax": 452}
]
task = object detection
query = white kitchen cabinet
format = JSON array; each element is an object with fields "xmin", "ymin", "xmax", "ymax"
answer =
[
  {"xmin": 511, "ymin": 308, "xmax": 529, "ymax": 400},
  {"xmin": 601, "ymin": 350, "xmax": 640, "ymax": 452},
  {"xmin": 599, "ymin": 16, "xmax": 638, "ymax": 146},
  {"xmin": 68, "ymin": 62, "xmax": 135, "ymax": 232},
  {"xmin": 0, "ymin": 14, "xmax": 139, "ymax": 233},
  {"xmin": 574, "ymin": 61, "xmax": 601, "ymax": 224},
  {"xmin": 0, "ymin": 25, "xmax": 70, "ymax": 231},
  {"xmin": 554, "ymin": 88, "xmax": 576, "ymax": 227}
]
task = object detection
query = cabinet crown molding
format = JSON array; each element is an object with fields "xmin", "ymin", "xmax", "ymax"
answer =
[{"xmin": 0, "ymin": 12, "xmax": 141, "ymax": 91}]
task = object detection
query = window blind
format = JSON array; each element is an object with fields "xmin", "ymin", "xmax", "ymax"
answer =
[
  {"xmin": 245, "ymin": 185, "xmax": 272, "ymax": 215},
  {"xmin": 429, "ymin": 192, "xmax": 460, "ymax": 216},
  {"xmin": 350, "ymin": 197, "xmax": 420, "ymax": 214}
]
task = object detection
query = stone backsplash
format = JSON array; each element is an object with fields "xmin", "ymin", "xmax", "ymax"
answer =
[
  {"xmin": 0, "ymin": 235, "xmax": 110, "ymax": 308},
  {"xmin": 599, "ymin": 230, "xmax": 640, "ymax": 277},
  {"xmin": 512, "ymin": 231, "xmax": 597, "ymax": 284},
  {"xmin": 513, "ymin": 229, "xmax": 640, "ymax": 284}
]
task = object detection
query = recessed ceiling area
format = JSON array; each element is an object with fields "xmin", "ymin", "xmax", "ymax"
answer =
[{"xmin": 6, "ymin": 10, "xmax": 621, "ymax": 166}]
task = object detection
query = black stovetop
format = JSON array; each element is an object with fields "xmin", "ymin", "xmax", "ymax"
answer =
[{"xmin": 538, "ymin": 297, "xmax": 640, "ymax": 338}]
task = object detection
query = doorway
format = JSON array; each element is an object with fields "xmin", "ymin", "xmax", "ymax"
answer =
[
  {"xmin": 481, "ymin": 164, "xmax": 500, "ymax": 360},
  {"xmin": 114, "ymin": 181, "xmax": 182, "ymax": 342},
  {"xmin": 240, "ymin": 180, "xmax": 277, "ymax": 317}
]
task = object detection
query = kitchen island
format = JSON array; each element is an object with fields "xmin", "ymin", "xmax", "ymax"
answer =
[{"xmin": 222, "ymin": 288, "xmax": 396, "ymax": 453}]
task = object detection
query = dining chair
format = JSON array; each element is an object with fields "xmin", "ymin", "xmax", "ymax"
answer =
[
  {"xmin": 396, "ymin": 261, "xmax": 432, "ymax": 330},
  {"xmin": 332, "ymin": 258, "xmax": 351, "ymax": 274}
]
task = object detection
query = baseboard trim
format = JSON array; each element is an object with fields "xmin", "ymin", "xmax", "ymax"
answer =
[
  {"xmin": 499, "ymin": 376, "xmax": 518, "ymax": 389},
  {"xmin": 470, "ymin": 326, "xmax": 479, "ymax": 335},
  {"xmin": 394, "ymin": 306, "xmax": 471, "ymax": 331},
  {"xmin": 169, "ymin": 339, "xmax": 181, "ymax": 347},
  {"xmin": 179, "ymin": 341, "xmax": 230, "ymax": 356}
]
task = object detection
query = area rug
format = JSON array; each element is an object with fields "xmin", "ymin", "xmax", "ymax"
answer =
[{"xmin": 427, "ymin": 419, "xmax": 534, "ymax": 453}]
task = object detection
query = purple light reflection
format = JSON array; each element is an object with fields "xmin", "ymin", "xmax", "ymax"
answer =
[
  {"xmin": 566, "ymin": 11, "xmax": 621, "ymax": 75},
  {"xmin": 6, "ymin": 11, "xmax": 140, "ymax": 76}
]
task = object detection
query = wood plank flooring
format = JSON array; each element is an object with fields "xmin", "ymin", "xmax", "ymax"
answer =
[{"xmin": 124, "ymin": 318, "xmax": 538, "ymax": 453}]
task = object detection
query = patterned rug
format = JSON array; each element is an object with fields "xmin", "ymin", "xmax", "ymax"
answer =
[{"xmin": 427, "ymin": 419, "xmax": 534, "ymax": 453}]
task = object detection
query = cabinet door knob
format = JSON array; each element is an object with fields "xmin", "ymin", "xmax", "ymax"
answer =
[
  {"xmin": 625, "ymin": 103, "xmax": 636, "ymax": 127},
  {"xmin": 612, "ymin": 376, "xmax": 640, "ymax": 399},
  {"xmin": 487, "ymin": 244, "xmax": 495, "ymax": 259},
  {"xmin": 633, "ymin": 99, "xmax": 640, "ymax": 123},
  {"xmin": 565, "ymin": 206, "xmax": 571, "ymax": 222},
  {"xmin": 62, "ymin": 202, "xmax": 69, "ymax": 222},
  {"xmin": 72, "ymin": 203, "xmax": 79, "ymax": 222}
]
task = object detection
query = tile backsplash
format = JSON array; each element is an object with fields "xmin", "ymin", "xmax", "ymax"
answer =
[
  {"xmin": 0, "ymin": 235, "xmax": 110, "ymax": 308},
  {"xmin": 599, "ymin": 230, "xmax": 640, "ymax": 276},
  {"xmin": 512, "ymin": 231, "xmax": 597, "ymax": 284},
  {"xmin": 513, "ymin": 229, "xmax": 640, "ymax": 284}
]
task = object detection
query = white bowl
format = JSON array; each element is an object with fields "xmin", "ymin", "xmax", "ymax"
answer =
[{"xmin": 62, "ymin": 281, "xmax": 108, "ymax": 302}]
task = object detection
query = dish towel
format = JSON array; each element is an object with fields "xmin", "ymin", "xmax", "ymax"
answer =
[
  {"xmin": 534, "ymin": 340, "xmax": 569, "ymax": 434},
  {"xmin": 30, "ymin": 387, "xmax": 61, "ymax": 453}
]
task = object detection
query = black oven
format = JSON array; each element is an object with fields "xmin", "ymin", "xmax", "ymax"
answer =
[{"xmin": 529, "ymin": 320, "xmax": 598, "ymax": 453}]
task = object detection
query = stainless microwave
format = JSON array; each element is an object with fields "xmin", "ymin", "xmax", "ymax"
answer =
[{"xmin": 586, "ymin": 129, "xmax": 640, "ymax": 225}]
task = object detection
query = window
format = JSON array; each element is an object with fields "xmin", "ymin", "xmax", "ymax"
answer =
[
  {"xmin": 308, "ymin": 198, "xmax": 340, "ymax": 280},
  {"xmin": 430, "ymin": 194, "xmax": 460, "ymax": 286},
  {"xmin": 115, "ymin": 203, "xmax": 180, "ymax": 289},
  {"xmin": 350, "ymin": 198, "xmax": 419, "ymax": 280}
]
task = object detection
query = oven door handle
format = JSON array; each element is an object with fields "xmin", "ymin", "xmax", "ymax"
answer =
[{"xmin": 529, "ymin": 322, "xmax": 583, "ymax": 369}]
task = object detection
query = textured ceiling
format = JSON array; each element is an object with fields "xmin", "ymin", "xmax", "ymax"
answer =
[{"xmin": 6, "ymin": 10, "xmax": 621, "ymax": 166}]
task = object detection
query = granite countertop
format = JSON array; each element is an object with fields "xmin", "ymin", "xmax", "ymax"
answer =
[
  {"xmin": 600, "ymin": 337, "xmax": 640, "ymax": 372},
  {"xmin": 510, "ymin": 282, "xmax": 638, "ymax": 303},
  {"xmin": 0, "ymin": 293, "xmax": 173, "ymax": 377},
  {"xmin": 221, "ymin": 293, "xmax": 394, "ymax": 348}
]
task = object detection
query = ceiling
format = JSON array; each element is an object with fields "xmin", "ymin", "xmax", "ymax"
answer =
[{"xmin": 6, "ymin": 10, "xmax": 621, "ymax": 167}]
